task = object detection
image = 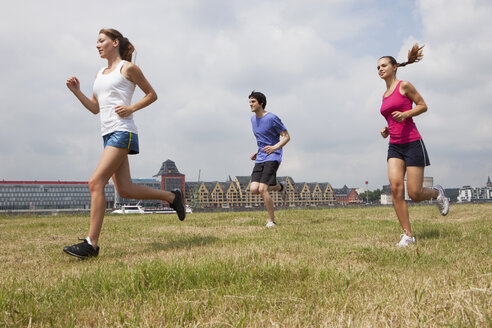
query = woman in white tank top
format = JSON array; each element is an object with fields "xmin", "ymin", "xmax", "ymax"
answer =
[{"xmin": 64, "ymin": 29, "xmax": 186, "ymax": 259}]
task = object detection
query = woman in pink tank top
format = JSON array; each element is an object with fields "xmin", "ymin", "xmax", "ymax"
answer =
[
  {"xmin": 63, "ymin": 29, "xmax": 186, "ymax": 259},
  {"xmin": 378, "ymin": 44, "xmax": 449, "ymax": 247}
]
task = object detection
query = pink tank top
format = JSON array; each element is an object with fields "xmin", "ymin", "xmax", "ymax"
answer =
[{"xmin": 380, "ymin": 80, "xmax": 421, "ymax": 144}]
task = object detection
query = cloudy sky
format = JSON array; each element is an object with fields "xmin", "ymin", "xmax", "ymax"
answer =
[{"xmin": 1, "ymin": 0, "xmax": 491, "ymax": 190}]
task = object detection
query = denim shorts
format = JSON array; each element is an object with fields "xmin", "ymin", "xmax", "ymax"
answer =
[
  {"xmin": 103, "ymin": 131, "xmax": 139, "ymax": 155},
  {"xmin": 387, "ymin": 139, "xmax": 430, "ymax": 167}
]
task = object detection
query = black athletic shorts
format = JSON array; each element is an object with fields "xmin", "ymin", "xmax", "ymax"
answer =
[
  {"xmin": 387, "ymin": 139, "xmax": 430, "ymax": 167},
  {"xmin": 251, "ymin": 161, "xmax": 280, "ymax": 186}
]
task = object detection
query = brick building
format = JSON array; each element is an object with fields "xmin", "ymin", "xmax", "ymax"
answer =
[{"xmin": 333, "ymin": 185, "xmax": 362, "ymax": 205}]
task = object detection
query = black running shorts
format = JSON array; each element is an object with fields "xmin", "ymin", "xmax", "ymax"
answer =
[
  {"xmin": 251, "ymin": 161, "xmax": 280, "ymax": 186},
  {"xmin": 387, "ymin": 139, "xmax": 430, "ymax": 167}
]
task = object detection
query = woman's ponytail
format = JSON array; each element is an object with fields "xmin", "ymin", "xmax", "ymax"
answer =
[
  {"xmin": 118, "ymin": 37, "xmax": 135, "ymax": 62},
  {"xmin": 397, "ymin": 44, "xmax": 424, "ymax": 67}
]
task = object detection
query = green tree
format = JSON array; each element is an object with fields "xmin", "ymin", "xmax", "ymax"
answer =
[{"xmin": 359, "ymin": 189, "xmax": 382, "ymax": 203}]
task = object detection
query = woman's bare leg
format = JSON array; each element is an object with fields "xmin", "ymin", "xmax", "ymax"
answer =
[
  {"xmin": 112, "ymin": 156, "xmax": 176, "ymax": 203},
  {"xmin": 406, "ymin": 166, "xmax": 438, "ymax": 202},
  {"xmin": 388, "ymin": 158, "xmax": 413, "ymax": 237},
  {"xmin": 87, "ymin": 146, "xmax": 129, "ymax": 247}
]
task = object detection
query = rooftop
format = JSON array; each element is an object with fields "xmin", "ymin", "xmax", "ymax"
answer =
[{"xmin": 154, "ymin": 159, "xmax": 184, "ymax": 176}]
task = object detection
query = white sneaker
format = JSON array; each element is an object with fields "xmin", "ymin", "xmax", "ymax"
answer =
[
  {"xmin": 396, "ymin": 233, "xmax": 416, "ymax": 247},
  {"xmin": 434, "ymin": 185, "xmax": 450, "ymax": 216},
  {"xmin": 266, "ymin": 221, "xmax": 277, "ymax": 228},
  {"xmin": 280, "ymin": 182, "xmax": 288, "ymax": 201}
]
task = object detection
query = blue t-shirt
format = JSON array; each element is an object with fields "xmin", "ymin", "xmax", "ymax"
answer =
[{"xmin": 251, "ymin": 112, "xmax": 287, "ymax": 163}]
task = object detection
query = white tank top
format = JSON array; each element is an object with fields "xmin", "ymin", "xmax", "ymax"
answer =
[{"xmin": 93, "ymin": 60, "xmax": 138, "ymax": 136}]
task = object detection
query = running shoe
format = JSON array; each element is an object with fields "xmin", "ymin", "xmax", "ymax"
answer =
[
  {"xmin": 396, "ymin": 233, "xmax": 416, "ymax": 247},
  {"xmin": 171, "ymin": 189, "xmax": 186, "ymax": 221},
  {"xmin": 266, "ymin": 221, "xmax": 277, "ymax": 228},
  {"xmin": 63, "ymin": 238, "xmax": 99, "ymax": 259},
  {"xmin": 434, "ymin": 185, "xmax": 450, "ymax": 216},
  {"xmin": 280, "ymin": 182, "xmax": 288, "ymax": 201}
]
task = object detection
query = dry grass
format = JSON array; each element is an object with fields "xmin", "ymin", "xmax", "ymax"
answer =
[{"xmin": 0, "ymin": 203, "xmax": 491, "ymax": 327}]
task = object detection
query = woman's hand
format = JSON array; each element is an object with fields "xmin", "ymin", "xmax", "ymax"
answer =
[
  {"xmin": 250, "ymin": 151, "xmax": 258, "ymax": 161},
  {"xmin": 120, "ymin": 63, "xmax": 158, "ymax": 113},
  {"xmin": 380, "ymin": 126, "xmax": 389, "ymax": 138},
  {"xmin": 115, "ymin": 106, "xmax": 134, "ymax": 118},
  {"xmin": 66, "ymin": 76, "xmax": 80, "ymax": 93},
  {"xmin": 391, "ymin": 111, "xmax": 408, "ymax": 122},
  {"xmin": 66, "ymin": 76, "xmax": 100, "ymax": 114}
]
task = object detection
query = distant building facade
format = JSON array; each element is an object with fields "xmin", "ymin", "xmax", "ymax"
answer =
[
  {"xmin": 0, "ymin": 181, "xmax": 114, "ymax": 210},
  {"xmin": 457, "ymin": 185, "xmax": 492, "ymax": 202},
  {"xmin": 380, "ymin": 185, "xmax": 393, "ymax": 205},
  {"xmin": 456, "ymin": 177, "xmax": 492, "ymax": 203}
]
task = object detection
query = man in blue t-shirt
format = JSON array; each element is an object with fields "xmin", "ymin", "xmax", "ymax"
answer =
[{"xmin": 248, "ymin": 91, "xmax": 290, "ymax": 227}]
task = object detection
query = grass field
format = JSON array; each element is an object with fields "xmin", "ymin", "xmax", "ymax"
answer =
[{"xmin": 0, "ymin": 204, "xmax": 490, "ymax": 327}]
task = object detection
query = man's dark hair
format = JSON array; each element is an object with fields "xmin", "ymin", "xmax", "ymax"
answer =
[{"xmin": 248, "ymin": 90, "xmax": 267, "ymax": 109}]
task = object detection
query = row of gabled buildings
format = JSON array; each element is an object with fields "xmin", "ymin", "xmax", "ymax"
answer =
[{"xmin": 183, "ymin": 176, "xmax": 361, "ymax": 208}]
